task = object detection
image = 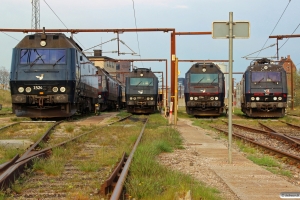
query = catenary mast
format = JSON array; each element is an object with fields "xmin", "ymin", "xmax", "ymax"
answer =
[{"xmin": 31, "ymin": 0, "xmax": 40, "ymax": 30}]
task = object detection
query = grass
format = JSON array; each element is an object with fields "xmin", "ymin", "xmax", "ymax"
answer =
[
  {"xmin": 125, "ymin": 113, "xmax": 222, "ymax": 200},
  {"xmin": 287, "ymin": 106, "xmax": 300, "ymax": 116},
  {"xmin": 234, "ymin": 139, "xmax": 293, "ymax": 178},
  {"xmin": 0, "ymin": 89, "xmax": 11, "ymax": 108}
]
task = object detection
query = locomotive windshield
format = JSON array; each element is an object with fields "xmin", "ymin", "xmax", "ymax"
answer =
[
  {"xmin": 130, "ymin": 78, "xmax": 154, "ymax": 86},
  {"xmin": 251, "ymin": 72, "xmax": 281, "ymax": 83},
  {"xmin": 190, "ymin": 74, "xmax": 218, "ymax": 84},
  {"xmin": 20, "ymin": 49, "xmax": 66, "ymax": 65}
]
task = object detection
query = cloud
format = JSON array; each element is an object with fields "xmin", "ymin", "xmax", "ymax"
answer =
[{"xmin": 175, "ymin": 5, "xmax": 188, "ymax": 9}]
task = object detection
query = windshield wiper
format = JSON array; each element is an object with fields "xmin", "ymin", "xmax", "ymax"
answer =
[
  {"xmin": 147, "ymin": 81, "xmax": 153, "ymax": 86},
  {"xmin": 257, "ymin": 77, "xmax": 264, "ymax": 83},
  {"xmin": 197, "ymin": 77, "xmax": 204, "ymax": 84},
  {"xmin": 136, "ymin": 81, "xmax": 142, "ymax": 87},
  {"xmin": 211, "ymin": 77, "xmax": 218, "ymax": 84},
  {"xmin": 29, "ymin": 55, "xmax": 43, "ymax": 67},
  {"xmin": 53, "ymin": 55, "xmax": 65, "ymax": 67},
  {"xmin": 268, "ymin": 76, "xmax": 277, "ymax": 83}
]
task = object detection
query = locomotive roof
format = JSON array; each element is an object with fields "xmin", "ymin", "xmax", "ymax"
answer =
[
  {"xmin": 186, "ymin": 62, "xmax": 222, "ymax": 73},
  {"xmin": 15, "ymin": 33, "xmax": 83, "ymax": 52},
  {"xmin": 245, "ymin": 60, "xmax": 285, "ymax": 72},
  {"xmin": 128, "ymin": 67, "xmax": 157, "ymax": 78}
]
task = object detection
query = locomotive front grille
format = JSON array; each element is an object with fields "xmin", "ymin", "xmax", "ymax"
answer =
[
  {"xmin": 12, "ymin": 94, "xmax": 69, "ymax": 104},
  {"xmin": 187, "ymin": 101, "xmax": 221, "ymax": 107}
]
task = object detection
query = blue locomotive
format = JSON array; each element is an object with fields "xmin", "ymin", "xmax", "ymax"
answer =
[
  {"xmin": 239, "ymin": 58, "xmax": 287, "ymax": 117},
  {"xmin": 9, "ymin": 31, "xmax": 100, "ymax": 118},
  {"xmin": 125, "ymin": 68, "xmax": 158, "ymax": 114},
  {"xmin": 184, "ymin": 63, "xmax": 225, "ymax": 116}
]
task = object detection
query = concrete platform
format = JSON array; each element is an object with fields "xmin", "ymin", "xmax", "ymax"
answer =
[
  {"xmin": 175, "ymin": 118, "xmax": 300, "ymax": 200},
  {"xmin": 0, "ymin": 139, "xmax": 34, "ymax": 149}
]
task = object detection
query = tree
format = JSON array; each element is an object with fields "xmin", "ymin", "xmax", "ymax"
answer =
[
  {"xmin": 294, "ymin": 68, "xmax": 300, "ymax": 107},
  {"xmin": 0, "ymin": 67, "xmax": 9, "ymax": 90}
]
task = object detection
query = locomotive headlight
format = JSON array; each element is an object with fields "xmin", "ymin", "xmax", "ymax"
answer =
[
  {"xmin": 210, "ymin": 97, "xmax": 214, "ymax": 100},
  {"xmin": 52, "ymin": 87, "xmax": 58, "ymax": 92},
  {"xmin": 251, "ymin": 97, "xmax": 255, "ymax": 101},
  {"xmin": 147, "ymin": 97, "xmax": 150, "ymax": 100},
  {"xmin": 256, "ymin": 97, "xmax": 260, "ymax": 101},
  {"xmin": 273, "ymin": 97, "xmax": 277, "ymax": 100},
  {"xmin": 278, "ymin": 97, "xmax": 282, "ymax": 100},
  {"xmin": 190, "ymin": 97, "xmax": 194, "ymax": 100},
  {"xmin": 150, "ymin": 97, "xmax": 153, "ymax": 100},
  {"xmin": 98, "ymin": 95, "xmax": 101, "ymax": 99},
  {"xmin": 194, "ymin": 97, "xmax": 198, "ymax": 100},
  {"xmin": 60, "ymin": 87, "xmax": 66, "ymax": 92},
  {"xmin": 133, "ymin": 97, "xmax": 136, "ymax": 100},
  {"xmin": 40, "ymin": 40, "xmax": 47, "ymax": 47},
  {"xmin": 18, "ymin": 87, "xmax": 24, "ymax": 93},
  {"xmin": 215, "ymin": 97, "xmax": 219, "ymax": 100},
  {"xmin": 130, "ymin": 97, "xmax": 133, "ymax": 100},
  {"xmin": 25, "ymin": 87, "xmax": 31, "ymax": 93}
]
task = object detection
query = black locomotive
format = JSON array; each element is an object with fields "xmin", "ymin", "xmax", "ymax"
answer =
[
  {"xmin": 9, "ymin": 31, "xmax": 100, "ymax": 118},
  {"xmin": 239, "ymin": 58, "xmax": 287, "ymax": 117},
  {"xmin": 96, "ymin": 67, "xmax": 125, "ymax": 111},
  {"xmin": 125, "ymin": 68, "xmax": 158, "ymax": 114},
  {"xmin": 184, "ymin": 63, "xmax": 225, "ymax": 116}
]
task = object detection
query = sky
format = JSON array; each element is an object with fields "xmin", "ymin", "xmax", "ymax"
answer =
[{"xmin": 0, "ymin": 0, "xmax": 299, "ymax": 84}]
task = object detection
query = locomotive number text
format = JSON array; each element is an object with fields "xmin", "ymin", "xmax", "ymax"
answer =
[{"xmin": 33, "ymin": 86, "xmax": 43, "ymax": 90}]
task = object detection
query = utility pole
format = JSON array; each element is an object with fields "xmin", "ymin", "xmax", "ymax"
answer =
[{"xmin": 31, "ymin": 0, "xmax": 40, "ymax": 30}]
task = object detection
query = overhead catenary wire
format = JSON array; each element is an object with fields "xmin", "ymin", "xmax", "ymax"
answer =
[
  {"xmin": 0, "ymin": 32, "xmax": 19, "ymax": 41},
  {"xmin": 43, "ymin": 0, "xmax": 85, "ymax": 49},
  {"xmin": 242, "ymin": 43, "xmax": 276, "ymax": 58},
  {"xmin": 278, "ymin": 23, "xmax": 300, "ymax": 50},
  {"xmin": 132, "ymin": 0, "xmax": 144, "ymax": 67},
  {"xmin": 255, "ymin": 0, "xmax": 291, "ymax": 58}
]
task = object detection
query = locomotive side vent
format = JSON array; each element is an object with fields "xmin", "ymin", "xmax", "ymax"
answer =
[{"xmin": 29, "ymin": 35, "xmax": 35, "ymax": 40}]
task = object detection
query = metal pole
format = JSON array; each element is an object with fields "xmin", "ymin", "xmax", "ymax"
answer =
[
  {"xmin": 166, "ymin": 60, "xmax": 168, "ymax": 107},
  {"xmin": 174, "ymin": 57, "xmax": 178, "ymax": 125},
  {"xmin": 276, "ymin": 38, "xmax": 279, "ymax": 60},
  {"xmin": 291, "ymin": 61, "xmax": 294, "ymax": 110},
  {"xmin": 228, "ymin": 12, "xmax": 233, "ymax": 164}
]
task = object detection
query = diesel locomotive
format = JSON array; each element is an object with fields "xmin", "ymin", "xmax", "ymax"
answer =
[
  {"xmin": 184, "ymin": 62, "xmax": 225, "ymax": 116},
  {"xmin": 96, "ymin": 67, "xmax": 125, "ymax": 111},
  {"xmin": 125, "ymin": 67, "xmax": 158, "ymax": 114},
  {"xmin": 239, "ymin": 58, "xmax": 287, "ymax": 117},
  {"xmin": 9, "ymin": 31, "xmax": 100, "ymax": 118}
]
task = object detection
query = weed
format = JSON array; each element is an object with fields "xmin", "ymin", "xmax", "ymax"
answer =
[
  {"xmin": 65, "ymin": 125, "xmax": 75, "ymax": 133},
  {"xmin": 125, "ymin": 114, "xmax": 222, "ymax": 200}
]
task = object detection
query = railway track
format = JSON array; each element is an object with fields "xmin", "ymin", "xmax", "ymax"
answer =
[
  {"xmin": 211, "ymin": 121, "xmax": 300, "ymax": 168},
  {"xmin": 1, "ymin": 113, "xmax": 148, "ymax": 199},
  {"xmin": 100, "ymin": 117, "xmax": 148, "ymax": 199}
]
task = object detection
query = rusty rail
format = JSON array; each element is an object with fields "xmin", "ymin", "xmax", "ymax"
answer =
[
  {"xmin": 0, "ymin": 120, "xmax": 62, "ymax": 189},
  {"xmin": 279, "ymin": 120, "xmax": 300, "ymax": 130},
  {"xmin": 223, "ymin": 121, "xmax": 300, "ymax": 147},
  {"xmin": 211, "ymin": 125, "xmax": 300, "ymax": 164},
  {"xmin": 100, "ymin": 117, "xmax": 148, "ymax": 199}
]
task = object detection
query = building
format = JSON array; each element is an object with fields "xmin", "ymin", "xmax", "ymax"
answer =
[
  {"xmin": 87, "ymin": 50, "xmax": 130, "ymax": 85},
  {"xmin": 278, "ymin": 55, "xmax": 297, "ymax": 93},
  {"xmin": 116, "ymin": 61, "xmax": 131, "ymax": 85},
  {"xmin": 278, "ymin": 55, "xmax": 297, "ymax": 107}
]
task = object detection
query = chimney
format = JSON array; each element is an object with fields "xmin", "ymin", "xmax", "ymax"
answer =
[
  {"xmin": 287, "ymin": 55, "xmax": 290, "ymax": 59},
  {"xmin": 93, "ymin": 50, "xmax": 102, "ymax": 56}
]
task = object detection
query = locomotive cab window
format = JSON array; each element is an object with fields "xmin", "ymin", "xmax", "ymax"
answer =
[
  {"xmin": 251, "ymin": 72, "xmax": 281, "ymax": 83},
  {"xmin": 130, "ymin": 78, "xmax": 154, "ymax": 86},
  {"xmin": 20, "ymin": 49, "xmax": 66, "ymax": 65},
  {"xmin": 190, "ymin": 74, "xmax": 218, "ymax": 84}
]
